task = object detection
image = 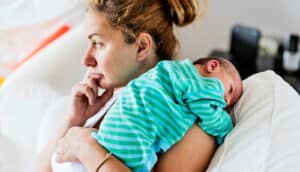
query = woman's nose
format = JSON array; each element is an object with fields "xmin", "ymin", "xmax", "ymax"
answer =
[{"xmin": 82, "ymin": 47, "xmax": 97, "ymax": 67}]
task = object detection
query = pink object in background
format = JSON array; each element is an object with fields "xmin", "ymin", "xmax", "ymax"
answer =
[{"xmin": 9, "ymin": 25, "xmax": 70, "ymax": 72}]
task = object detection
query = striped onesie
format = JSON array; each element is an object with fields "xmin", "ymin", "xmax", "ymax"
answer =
[{"xmin": 92, "ymin": 59, "xmax": 233, "ymax": 172}]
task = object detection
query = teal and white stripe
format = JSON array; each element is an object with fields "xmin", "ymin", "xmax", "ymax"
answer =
[{"xmin": 93, "ymin": 59, "xmax": 233, "ymax": 172}]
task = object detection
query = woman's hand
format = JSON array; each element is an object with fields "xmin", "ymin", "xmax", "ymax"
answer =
[
  {"xmin": 55, "ymin": 127, "xmax": 132, "ymax": 172},
  {"xmin": 54, "ymin": 127, "xmax": 97, "ymax": 163},
  {"xmin": 70, "ymin": 72, "xmax": 113, "ymax": 126}
]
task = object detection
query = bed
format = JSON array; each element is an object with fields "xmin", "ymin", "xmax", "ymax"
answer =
[{"xmin": 0, "ymin": 25, "xmax": 299, "ymax": 172}]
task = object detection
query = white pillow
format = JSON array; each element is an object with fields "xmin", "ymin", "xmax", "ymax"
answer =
[
  {"xmin": 0, "ymin": 82, "xmax": 63, "ymax": 171},
  {"xmin": 207, "ymin": 70, "xmax": 300, "ymax": 172},
  {"xmin": 0, "ymin": 132, "xmax": 23, "ymax": 172},
  {"xmin": 36, "ymin": 96, "xmax": 72, "ymax": 154}
]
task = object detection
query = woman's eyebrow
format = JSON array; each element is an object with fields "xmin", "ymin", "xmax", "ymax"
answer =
[{"xmin": 88, "ymin": 33, "xmax": 105, "ymax": 40}]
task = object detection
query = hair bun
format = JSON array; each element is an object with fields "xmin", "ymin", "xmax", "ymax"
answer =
[{"xmin": 168, "ymin": 0, "xmax": 203, "ymax": 27}]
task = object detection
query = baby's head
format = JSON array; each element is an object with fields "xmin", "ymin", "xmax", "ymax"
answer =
[{"xmin": 194, "ymin": 57, "xmax": 242, "ymax": 108}]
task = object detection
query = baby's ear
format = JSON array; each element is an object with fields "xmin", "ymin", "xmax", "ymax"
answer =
[
  {"xmin": 205, "ymin": 60, "xmax": 220, "ymax": 73},
  {"xmin": 136, "ymin": 32, "xmax": 153, "ymax": 61}
]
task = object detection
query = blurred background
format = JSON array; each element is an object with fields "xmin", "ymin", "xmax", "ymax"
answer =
[
  {"xmin": 0, "ymin": 0, "xmax": 85, "ymax": 77},
  {"xmin": 176, "ymin": 0, "xmax": 300, "ymax": 58},
  {"xmin": 176, "ymin": 0, "xmax": 300, "ymax": 91},
  {"xmin": 0, "ymin": 0, "xmax": 300, "ymax": 90}
]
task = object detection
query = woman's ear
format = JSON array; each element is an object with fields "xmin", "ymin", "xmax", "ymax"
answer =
[
  {"xmin": 205, "ymin": 60, "xmax": 220, "ymax": 73},
  {"xmin": 136, "ymin": 32, "xmax": 153, "ymax": 61}
]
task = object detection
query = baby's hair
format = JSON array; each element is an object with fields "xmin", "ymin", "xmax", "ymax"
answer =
[
  {"xmin": 193, "ymin": 57, "xmax": 230, "ymax": 69},
  {"xmin": 193, "ymin": 57, "xmax": 240, "ymax": 77}
]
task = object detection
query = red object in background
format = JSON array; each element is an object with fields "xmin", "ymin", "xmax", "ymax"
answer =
[{"xmin": 9, "ymin": 25, "xmax": 70, "ymax": 72}]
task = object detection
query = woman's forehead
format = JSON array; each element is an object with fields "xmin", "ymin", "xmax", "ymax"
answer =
[{"xmin": 84, "ymin": 10, "xmax": 113, "ymax": 39}]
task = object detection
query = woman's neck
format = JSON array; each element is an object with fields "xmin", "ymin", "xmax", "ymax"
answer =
[{"xmin": 138, "ymin": 54, "xmax": 159, "ymax": 76}]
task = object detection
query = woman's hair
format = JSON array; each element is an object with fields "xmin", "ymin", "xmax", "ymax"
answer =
[{"xmin": 88, "ymin": 0, "xmax": 206, "ymax": 60}]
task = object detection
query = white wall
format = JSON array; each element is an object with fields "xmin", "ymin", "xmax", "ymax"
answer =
[{"xmin": 176, "ymin": 0, "xmax": 300, "ymax": 60}]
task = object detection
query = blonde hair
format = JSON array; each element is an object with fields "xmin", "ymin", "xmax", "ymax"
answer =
[{"xmin": 88, "ymin": 0, "xmax": 206, "ymax": 60}]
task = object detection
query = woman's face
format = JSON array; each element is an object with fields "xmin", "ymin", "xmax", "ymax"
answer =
[{"xmin": 83, "ymin": 9, "xmax": 140, "ymax": 89}]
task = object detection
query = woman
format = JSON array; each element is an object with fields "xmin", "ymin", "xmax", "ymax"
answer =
[{"xmin": 35, "ymin": 0, "xmax": 216, "ymax": 171}]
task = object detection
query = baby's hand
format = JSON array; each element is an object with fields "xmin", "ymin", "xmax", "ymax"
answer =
[{"xmin": 69, "ymin": 72, "xmax": 113, "ymax": 126}]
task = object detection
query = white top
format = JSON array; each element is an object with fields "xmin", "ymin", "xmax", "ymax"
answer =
[{"xmin": 84, "ymin": 88, "xmax": 124, "ymax": 128}]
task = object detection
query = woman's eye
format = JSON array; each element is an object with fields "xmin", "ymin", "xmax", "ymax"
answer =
[{"xmin": 92, "ymin": 42, "xmax": 103, "ymax": 49}]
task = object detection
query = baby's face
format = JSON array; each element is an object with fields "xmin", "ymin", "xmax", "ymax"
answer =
[
  {"xmin": 194, "ymin": 60, "xmax": 242, "ymax": 107},
  {"xmin": 212, "ymin": 71, "xmax": 242, "ymax": 107}
]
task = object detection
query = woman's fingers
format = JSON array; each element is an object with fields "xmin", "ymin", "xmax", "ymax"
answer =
[
  {"xmin": 94, "ymin": 89, "xmax": 113, "ymax": 107},
  {"xmin": 81, "ymin": 70, "xmax": 91, "ymax": 82},
  {"xmin": 55, "ymin": 128, "xmax": 82, "ymax": 163},
  {"xmin": 55, "ymin": 152, "xmax": 78, "ymax": 163},
  {"xmin": 86, "ymin": 78, "xmax": 98, "ymax": 96},
  {"xmin": 55, "ymin": 139, "xmax": 65, "ymax": 155},
  {"xmin": 72, "ymin": 84, "xmax": 97, "ymax": 105},
  {"xmin": 55, "ymin": 139, "xmax": 68, "ymax": 163},
  {"xmin": 86, "ymin": 89, "xmax": 113, "ymax": 115},
  {"xmin": 83, "ymin": 85, "xmax": 96, "ymax": 105}
]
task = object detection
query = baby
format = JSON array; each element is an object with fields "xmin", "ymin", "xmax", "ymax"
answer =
[{"xmin": 92, "ymin": 57, "xmax": 243, "ymax": 172}]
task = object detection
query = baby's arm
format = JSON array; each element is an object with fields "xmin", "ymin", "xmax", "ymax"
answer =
[{"xmin": 183, "ymin": 80, "xmax": 233, "ymax": 144}]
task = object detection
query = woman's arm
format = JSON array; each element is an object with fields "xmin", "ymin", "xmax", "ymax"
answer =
[
  {"xmin": 79, "ymin": 139, "xmax": 131, "ymax": 172},
  {"xmin": 55, "ymin": 124, "xmax": 216, "ymax": 172},
  {"xmin": 34, "ymin": 83, "xmax": 113, "ymax": 172},
  {"xmin": 71, "ymin": 127, "xmax": 131, "ymax": 172},
  {"xmin": 153, "ymin": 124, "xmax": 217, "ymax": 172},
  {"xmin": 53, "ymin": 126, "xmax": 131, "ymax": 172}
]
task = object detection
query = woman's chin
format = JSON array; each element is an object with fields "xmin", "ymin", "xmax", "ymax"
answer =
[
  {"xmin": 98, "ymin": 81, "xmax": 115, "ymax": 90},
  {"xmin": 98, "ymin": 79, "xmax": 126, "ymax": 89}
]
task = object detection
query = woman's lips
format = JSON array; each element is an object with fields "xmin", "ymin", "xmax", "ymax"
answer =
[
  {"xmin": 89, "ymin": 73, "xmax": 103, "ymax": 79},
  {"xmin": 89, "ymin": 73, "xmax": 104, "ymax": 87}
]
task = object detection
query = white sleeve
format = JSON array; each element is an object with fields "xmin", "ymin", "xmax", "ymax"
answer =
[{"xmin": 84, "ymin": 88, "xmax": 124, "ymax": 128}]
